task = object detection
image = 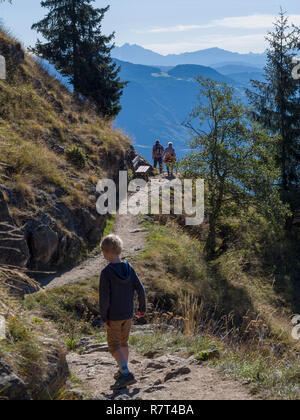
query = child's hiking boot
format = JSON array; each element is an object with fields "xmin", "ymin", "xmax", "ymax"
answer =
[
  {"xmin": 110, "ymin": 373, "xmax": 137, "ymax": 390},
  {"xmin": 114, "ymin": 370, "xmax": 123, "ymax": 380}
]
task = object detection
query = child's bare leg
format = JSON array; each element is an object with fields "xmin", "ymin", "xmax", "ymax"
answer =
[
  {"xmin": 112, "ymin": 348, "xmax": 126, "ymax": 362},
  {"xmin": 120, "ymin": 346, "xmax": 129, "ymax": 362},
  {"xmin": 112, "ymin": 348, "xmax": 130, "ymax": 376}
]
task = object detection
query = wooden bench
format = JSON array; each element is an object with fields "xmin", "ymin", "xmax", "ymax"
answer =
[{"xmin": 132, "ymin": 156, "xmax": 151, "ymax": 180}]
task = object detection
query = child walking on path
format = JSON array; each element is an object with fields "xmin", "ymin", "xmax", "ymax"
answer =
[{"xmin": 99, "ymin": 234, "xmax": 146, "ymax": 390}]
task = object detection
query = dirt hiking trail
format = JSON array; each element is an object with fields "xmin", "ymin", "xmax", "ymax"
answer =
[
  {"xmin": 41, "ymin": 212, "xmax": 146, "ymax": 290},
  {"xmin": 67, "ymin": 335, "xmax": 255, "ymax": 401},
  {"xmin": 39, "ymin": 174, "xmax": 258, "ymax": 400}
]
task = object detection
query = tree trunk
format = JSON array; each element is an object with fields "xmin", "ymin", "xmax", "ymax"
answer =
[
  {"xmin": 205, "ymin": 180, "xmax": 224, "ymax": 260},
  {"xmin": 205, "ymin": 214, "xmax": 217, "ymax": 260}
]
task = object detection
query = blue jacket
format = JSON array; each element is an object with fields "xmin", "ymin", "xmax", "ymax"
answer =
[{"xmin": 99, "ymin": 260, "xmax": 146, "ymax": 322}]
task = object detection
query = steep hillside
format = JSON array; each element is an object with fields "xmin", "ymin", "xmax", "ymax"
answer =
[
  {"xmin": 215, "ymin": 65, "xmax": 265, "ymax": 87},
  {"xmin": 214, "ymin": 64, "xmax": 263, "ymax": 75},
  {"xmin": 167, "ymin": 64, "xmax": 233, "ymax": 82},
  {"xmin": 0, "ymin": 30, "xmax": 132, "ymax": 272},
  {"xmin": 0, "ymin": 29, "xmax": 141, "ymax": 400}
]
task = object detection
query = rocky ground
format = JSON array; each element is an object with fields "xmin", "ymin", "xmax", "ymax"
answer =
[{"xmin": 66, "ymin": 328, "xmax": 255, "ymax": 401}]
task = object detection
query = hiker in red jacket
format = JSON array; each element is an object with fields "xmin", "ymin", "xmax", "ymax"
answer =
[
  {"xmin": 152, "ymin": 140, "xmax": 164, "ymax": 174},
  {"xmin": 164, "ymin": 142, "xmax": 176, "ymax": 177}
]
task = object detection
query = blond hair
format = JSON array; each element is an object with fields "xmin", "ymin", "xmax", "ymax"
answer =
[{"xmin": 100, "ymin": 234, "xmax": 123, "ymax": 255}]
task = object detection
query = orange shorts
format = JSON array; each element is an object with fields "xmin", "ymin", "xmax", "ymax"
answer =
[{"xmin": 107, "ymin": 319, "xmax": 133, "ymax": 354}]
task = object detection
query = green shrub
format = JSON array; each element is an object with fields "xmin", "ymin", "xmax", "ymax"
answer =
[
  {"xmin": 25, "ymin": 277, "xmax": 99, "ymax": 336},
  {"xmin": 66, "ymin": 146, "xmax": 86, "ymax": 169},
  {"xmin": 102, "ymin": 214, "xmax": 116, "ymax": 237},
  {"xmin": 8, "ymin": 317, "xmax": 31, "ymax": 343}
]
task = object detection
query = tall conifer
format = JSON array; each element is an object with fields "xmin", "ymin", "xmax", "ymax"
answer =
[
  {"xmin": 247, "ymin": 11, "xmax": 300, "ymax": 194},
  {"xmin": 32, "ymin": 0, "xmax": 125, "ymax": 117}
]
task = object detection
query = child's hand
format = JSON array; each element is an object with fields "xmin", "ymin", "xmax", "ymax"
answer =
[
  {"xmin": 137, "ymin": 312, "xmax": 145, "ymax": 319},
  {"xmin": 104, "ymin": 322, "xmax": 110, "ymax": 330}
]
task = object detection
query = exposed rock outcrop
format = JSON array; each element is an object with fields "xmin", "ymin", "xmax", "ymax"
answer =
[
  {"xmin": 0, "ymin": 184, "xmax": 107, "ymax": 271},
  {"xmin": 0, "ymin": 191, "xmax": 30, "ymax": 267},
  {"xmin": 0, "ymin": 327, "xmax": 68, "ymax": 400},
  {"xmin": 29, "ymin": 225, "xmax": 58, "ymax": 265},
  {"xmin": 0, "ymin": 360, "xmax": 29, "ymax": 400},
  {"xmin": 0, "ymin": 38, "xmax": 24, "ymax": 65},
  {"xmin": 0, "ymin": 143, "xmax": 151, "ymax": 272}
]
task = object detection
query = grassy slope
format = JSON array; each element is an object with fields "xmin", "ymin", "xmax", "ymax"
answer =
[
  {"xmin": 0, "ymin": 29, "xmax": 130, "ymax": 213},
  {"xmin": 0, "ymin": 284, "xmax": 67, "ymax": 399},
  {"xmin": 129, "ymin": 219, "xmax": 300, "ymax": 399}
]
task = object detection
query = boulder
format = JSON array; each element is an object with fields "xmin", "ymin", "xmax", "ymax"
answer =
[
  {"xmin": 75, "ymin": 337, "xmax": 109, "ymax": 354},
  {"xmin": 0, "ymin": 360, "xmax": 30, "ymax": 400},
  {"xmin": 154, "ymin": 379, "xmax": 162, "ymax": 386},
  {"xmin": 79, "ymin": 208, "xmax": 101, "ymax": 243},
  {"xmin": 164, "ymin": 366, "xmax": 191, "ymax": 382},
  {"xmin": 87, "ymin": 227, "xmax": 102, "ymax": 244},
  {"xmin": 155, "ymin": 355, "xmax": 186, "ymax": 366},
  {"xmin": 80, "ymin": 208, "xmax": 95, "ymax": 233},
  {"xmin": 29, "ymin": 225, "xmax": 58, "ymax": 264},
  {"xmin": 82, "ymin": 343, "xmax": 109, "ymax": 355},
  {"xmin": 0, "ymin": 39, "xmax": 24, "ymax": 64},
  {"xmin": 33, "ymin": 346, "xmax": 69, "ymax": 400},
  {"xmin": 0, "ymin": 191, "xmax": 30, "ymax": 267},
  {"xmin": 145, "ymin": 361, "xmax": 166, "ymax": 370},
  {"xmin": 143, "ymin": 385, "xmax": 166, "ymax": 393}
]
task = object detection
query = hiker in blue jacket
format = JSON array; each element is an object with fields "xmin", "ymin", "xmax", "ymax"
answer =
[{"xmin": 152, "ymin": 140, "xmax": 164, "ymax": 174}]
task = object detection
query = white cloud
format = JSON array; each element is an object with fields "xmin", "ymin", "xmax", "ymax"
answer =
[
  {"xmin": 212, "ymin": 14, "xmax": 300, "ymax": 29},
  {"xmin": 137, "ymin": 14, "xmax": 300, "ymax": 34},
  {"xmin": 137, "ymin": 25, "xmax": 205, "ymax": 34}
]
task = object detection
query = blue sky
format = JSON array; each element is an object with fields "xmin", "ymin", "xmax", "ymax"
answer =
[{"xmin": 1, "ymin": 0, "xmax": 300, "ymax": 54}]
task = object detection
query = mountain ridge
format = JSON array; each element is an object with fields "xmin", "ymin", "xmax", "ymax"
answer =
[
  {"xmin": 37, "ymin": 56, "xmax": 262, "ymax": 161},
  {"xmin": 112, "ymin": 43, "xmax": 267, "ymax": 67}
]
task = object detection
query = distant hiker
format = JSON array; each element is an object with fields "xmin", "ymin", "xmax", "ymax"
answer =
[
  {"xmin": 164, "ymin": 142, "xmax": 176, "ymax": 177},
  {"xmin": 99, "ymin": 234, "xmax": 146, "ymax": 391},
  {"xmin": 152, "ymin": 139, "xmax": 164, "ymax": 174}
]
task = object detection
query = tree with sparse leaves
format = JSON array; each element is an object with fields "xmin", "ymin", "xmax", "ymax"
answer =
[
  {"xmin": 31, "ymin": 0, "xmax": 126, "ymax": 118},
  {"xmin": 182, "ymin": 77, "xmax": 289, "ymax": 259},
  {"xmin": 247, "ymin": 10, "xmax": 300, "ymax": 198}
]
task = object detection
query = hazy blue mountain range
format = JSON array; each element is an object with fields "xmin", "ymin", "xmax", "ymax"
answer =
[
  {"xmin": 215, "ymin": 64, "xmax": 265, "ymax": 87},
  {"xmin": 214, "ymin": 64, "xmax": 264, "ymax": 75},
  {"xmin": 112, "ymin": 43, "xmax": 267, "ymax": 68},
  {"xmin": 38, "ymin": 52, "xmax": 266, "ymax": 162},
  {"xmin": 114, "ymin": 60, "xmax": 264, "ymax": 161}
]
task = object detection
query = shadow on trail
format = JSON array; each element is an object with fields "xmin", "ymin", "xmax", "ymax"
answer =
[{"xmin": 104, "ymin": 387, "xmax": 141, "ymax": 400}]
